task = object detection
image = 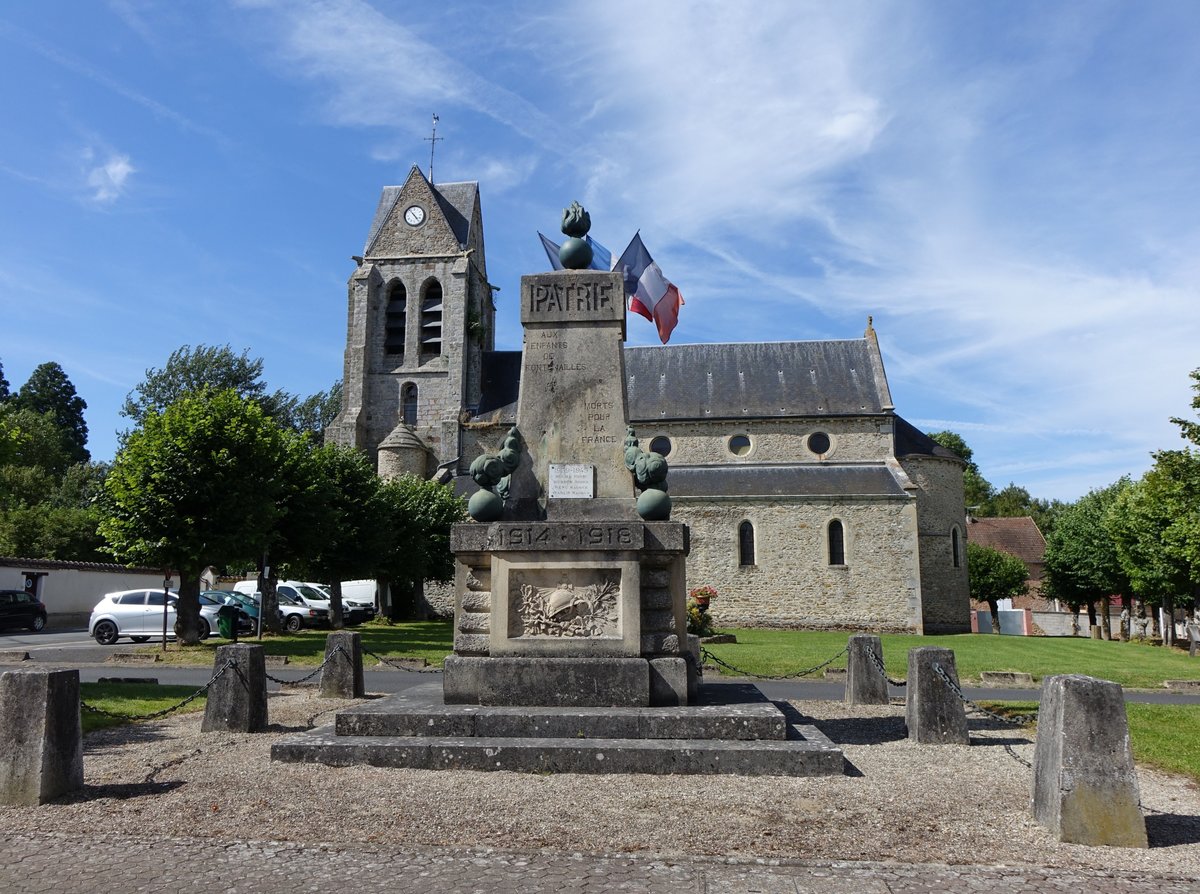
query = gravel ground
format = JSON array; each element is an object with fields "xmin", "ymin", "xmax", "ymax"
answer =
[{"xmin": 3, "ymin": 688, "xmax": 1198, "ymax": 874}]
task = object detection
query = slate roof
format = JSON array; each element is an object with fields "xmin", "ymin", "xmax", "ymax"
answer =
[
  {"xmin": 364, "ymin": 178, "xmax": 478, "ymax": 254},
  {"xmin": 669, "ymin": 464, "xmax": 909, "ymax": 498},
  {"xmin": 893, "ymin": 416, "xmax": 963, "ymax": 462},
  {"xmin": 625, "ymin": 341, "xmax": 889, "ymax": 421},
  {"xmin": 965, "ymin": 517, "xmax": 1047, "ymax": 577}
]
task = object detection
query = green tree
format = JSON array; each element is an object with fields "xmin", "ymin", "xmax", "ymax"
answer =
[
  {"xmin": 122, "ymin": 344, "xmax": 280, "ymax": 426},
  {"xmin": 100, "ymin": 389, "xmax": 291, "ymax": 643},
  {"xmin": 273, "ymin": 379, "xmax": 343, "ymax": 445},
  {"xmin": 1043, "ymin": 480, "xmax": 1131, "ymax": 637},
  {"xmin": 13, "ymin": 362, "xmax": 89, "ymax": 465},
  {"xmin": 291, "ymin": 444, "xmax": 388, "ymax": 628},
  {"xmin": 1171, "ymin": 367, "xmax": 1200, "ymax": 446},
  {"xmin": 0, "ymin": 406, "xmax": 72, "ymax": 481},
  {"xmin": 0, "ymin": 359, "xmax": 10, "ymax": 403},
  {"xmin": 0, "ymin": 504, "xmax": 108, "ymax": 561},
  {"xmin": 966, "ymin": 541, "xmax": 1029, "ymax": 634},
  {"xmin": 927, "ymin": 430, "xmax": 994, "ymax": 508},
  {"xmin": 376, "ymin": 474, "xmax": 465, "ymax": 619}
]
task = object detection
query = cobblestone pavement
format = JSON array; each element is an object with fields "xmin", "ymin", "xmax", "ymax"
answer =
[{"xmin": 2, "ymin": 832, "xmax": 1196, "ymax": 893}]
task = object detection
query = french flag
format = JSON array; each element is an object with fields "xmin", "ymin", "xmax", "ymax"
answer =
[{"xmin": 617, "ymin": 233, "xmax": 684, "ymax": 344}]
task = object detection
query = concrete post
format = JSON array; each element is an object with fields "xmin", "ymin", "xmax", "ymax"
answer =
[
  {"xmin": 0, "ymin": 670, "xmax": 84, "ymax": 805},
  {"xmin": 320, "ymin": 631, "xmax": 365, "ymax": 698},
  {"xmin": 845, "ymin": 634, "xmax": 889, "ymax": 705},
  {"xmin": 904, "ymin": 647, "xmax": 969, "ymax": 745},
  {"xmin": 202, "ymin": 644, "xmax": 268, "ymax": 733},
  {"xmin": 1032, "ymin": 674, "xmax": 1147, "ymax": 847}
]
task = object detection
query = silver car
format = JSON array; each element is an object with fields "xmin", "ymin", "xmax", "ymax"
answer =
[{"xmin": 90, "ymin": 589, "xmax": 226, "ymax": 644}]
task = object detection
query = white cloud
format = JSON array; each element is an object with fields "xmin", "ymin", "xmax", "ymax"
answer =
[{"xmin": 86, "ymin": 152, "xmax": 136, "ymax": 202}]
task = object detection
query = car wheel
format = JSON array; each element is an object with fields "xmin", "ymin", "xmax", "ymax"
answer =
[
  {"xmin": 198, "ymin": 618, "xmax": 211, "ymax": 640},
  {"xmin": 30, "ymin": 615, "xmax": 46, "ymax": 632},
  {"xmin": 94, "ymin": 620, "xmax": 120, "ymax": 646},
  {"xmin": 285, "ymin": 614, "xmax": 303, "ymax": 632},
  {"xmin": 131, "ymin": 636, "xmax": 150, "ymax": 643}
]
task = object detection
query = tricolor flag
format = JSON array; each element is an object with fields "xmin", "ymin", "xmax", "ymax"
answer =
[
  {"xmin": 537, "ymin": 232, "xmax": 613, "ymax": 272},
  {"xmin": 616, "ymin": 233, "xmax": 684, "ymax": 344}
]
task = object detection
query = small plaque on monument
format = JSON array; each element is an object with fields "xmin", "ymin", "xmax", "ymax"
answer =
[{"xmin": 548, "ymin": 464, "xmax": 594, "ymax": 499}]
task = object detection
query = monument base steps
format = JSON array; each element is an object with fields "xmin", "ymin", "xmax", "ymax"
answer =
[{"xmin": 272, "ymin": 682, "xmax": 844, "ymax": 777}]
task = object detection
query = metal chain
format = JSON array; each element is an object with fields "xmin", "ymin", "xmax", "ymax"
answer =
[
  {"xmin": 866, "ymin": 647, "xmax": 907, "ymax": 687},
  {"xmin": 931, "ymin": 662, "xmax": 1038, "ymax": 726},
  {"xmin": 699, "ymin": 645, "xmax": 848, "ymax": 680},
  {"xmin": 363, "ymin": 647, "xmax": 443, "ymax": 673},
  {"xmin": 682, "ymin": 649, "xmax": 703, "ymax": 678},
  {"xmin": 264, "ymin": 645, "xmax": 347, "ymax": 685},
  {"xmin": 80, "ymin": 659, "xmax": 237, "ymax": 721}
]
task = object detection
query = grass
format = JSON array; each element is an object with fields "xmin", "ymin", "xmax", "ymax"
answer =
[
  {"xmin": 978, "ymin": 699, "xmax": 1200, "ymax": 784},
  {"xmin": 702, "ymin": 628, "xmax": 1200, "ymax": 689},
  {"xmin": 141, "ymin": 619, "xmax": 455, "ymax": 668},
  {"xmin": 79, "ymin": 681, "xmax": 206, "ymax": 734}
]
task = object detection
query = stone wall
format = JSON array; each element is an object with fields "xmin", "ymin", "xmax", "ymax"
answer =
[
  {"xmin": 675, "ymin": 496, "xmax": 922, "ymax": 631},
  {"xmin": 632, "ymin": 416, "xmax": 894, "ymax": 465},
  {"xmin": 899, "ymin": 455, "xmax": 971, "ymax": 633}
]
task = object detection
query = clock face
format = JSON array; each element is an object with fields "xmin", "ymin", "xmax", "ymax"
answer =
[{"xmin": 404, "ymin": 205, "xmax": 426, "ymax": 227}]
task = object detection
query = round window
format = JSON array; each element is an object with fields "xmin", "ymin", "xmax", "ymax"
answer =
[
  {"xmin": 807, "ymin": 432, "xmax": 831, "ymax": 455},
  {"xmin": 728, "ymin": 434, "xmax": 752, "ymax": 456},
  {"xmin": 649, "ymin": 436, "xmax": 672, "ymax": 457}
]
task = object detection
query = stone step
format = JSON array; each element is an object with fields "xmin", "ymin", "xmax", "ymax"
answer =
[{"xmin": 272, "ymin": 727, "xmax": 844, "ymax": 777}]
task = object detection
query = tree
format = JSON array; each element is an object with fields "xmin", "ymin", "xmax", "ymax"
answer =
[
  {"xmin": 0, "ymin": 406, "xmax": 73, "ymax": 480},
  {"xmin": 0, "ymin": 359, "xmax": 9, "ymax": 403},
  {"xmin": 1043, "ymin": 480, "xmax": 1131, "ymax": 637},
  {"xmin": 928, "ymin": 430, "xmax": 994, "ymax": 508},
  {"xmin": 966, "ymin": 541, "xmax": 1029, "ymax": 634},
  {"xmin": 100, "ymin": 389, "xmax": 291, "ymax": 643},
  {"xmin": 292, "ymin": 444, "xmax": 388, "ymax": 628},
  {"xmin": 122, "ymin": 344, "xmax": 279, "ymax": 426},
  {"xmin": 1171, "ymin": 367, "xmax": 1200, "ymax": 446},
  {"xmin": 376, "ymin": 474, "xmax": 465, "ymax": 619},
  {"xmin": 273, "ymin": 380, "xmax": 343, "ymax": 445},
  {"xmin": 13, "ymin": 362, "xmax": 89, "ymax": 465}
]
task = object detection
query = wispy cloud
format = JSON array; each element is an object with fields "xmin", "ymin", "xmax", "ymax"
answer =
[{"xmin": 84, "ymin": 150, "xmax": 136, "ymax": 203}]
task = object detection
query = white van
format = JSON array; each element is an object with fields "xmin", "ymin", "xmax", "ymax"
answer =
[{"xmin": 235, "ymin": 580, "xmax": 375, "ymax": 625}]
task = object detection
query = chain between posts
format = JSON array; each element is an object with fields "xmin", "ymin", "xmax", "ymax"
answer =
[
  {"xmin": 866, "ymin": 647, "xmax": 907, "ymax": 687},
  {"xmin": 80, "ymin": 658, "xmax": 237, "ymax": 721},
  {"xmin": 699, "ymin": 645, "xmax": 848, "ymax": 680},
  {"xmin": 362, "ymin": 647, "xmax": 443, "ymax": 673},
  {"xmin": 264, "ymin": 645, "xmax": 347, "ymax": 685},
  {"xmin": 931, "ymin": 662, "xmax": 1039, "ymax": 726}
]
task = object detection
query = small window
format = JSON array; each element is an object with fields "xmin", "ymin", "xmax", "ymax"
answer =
[
  {"xmin": 828, "ymin": 520, "xmax": 845, "ymax": 566},
  {"xmin": 649, "ymin": 436, "xmax": 672, "ymax": 456},
  {"xmin": 738, "ymin": 520, "xmax": 756, "ymax": 566},
  {"xmin": 728, "ymin": 434, "xmax": 752, "ymax": 456},
  {"xmin": 402, "ymin": 383, "xmax": 418, "ymax": 427},
  {"xmin": 118, "ymin": 592, "xmax": 147, "ymax": 605},
  {"xmin": 146, "ymin": 592, "xmax": 168, "ymax": 606},
  {"xmin": 952, "ymin": 528, "xmax": 961, "ymax": 568},
  {"xmin": 807, "ymin": 431, "xmax": 831, "ymax": 455}
]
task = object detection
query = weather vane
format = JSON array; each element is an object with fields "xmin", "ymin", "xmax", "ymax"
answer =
[{"xmin": 424, "ymin": 113, "xmax": 443, "ymax": 184}]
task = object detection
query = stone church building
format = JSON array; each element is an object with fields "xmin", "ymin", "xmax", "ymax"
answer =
[{"xmin": 328, "ymin": 167, "xmax": 970, "ymax": 633}]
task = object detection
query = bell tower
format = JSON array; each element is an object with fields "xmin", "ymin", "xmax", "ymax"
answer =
[{"xmin": 328, "ymin": 166, "xmax": 494, "ymax": 475}]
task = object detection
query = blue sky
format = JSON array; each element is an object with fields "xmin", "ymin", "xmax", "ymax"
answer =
[{"xmin": 1, "ymin": 1, "xmax": 1198, "ymax": 503}]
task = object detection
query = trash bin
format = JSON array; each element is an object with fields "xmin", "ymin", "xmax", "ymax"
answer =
[{"xmin": 216, "ymin": 604, "xmax": 240, "ymax": 642}]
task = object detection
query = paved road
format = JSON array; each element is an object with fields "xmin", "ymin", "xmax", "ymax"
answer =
[{"xmin": 2, "ymin": 832, "xmax": 1197, "ymax": 894}]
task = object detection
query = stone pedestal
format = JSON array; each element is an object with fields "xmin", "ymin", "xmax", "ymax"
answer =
[
  {"xmin": 1032, "ymin": 674, "xmax": 1147, "ymax": 847},
  {"xmin": 904, "ymin": 647, "xmax": 968, "ymax": 745},
  {"xmin": 0, "ymin": 669, "xmax": 83, "ymax": 805},
  {"xmin": 320, "ymin": 632, "xmax": 364, "ymax": 699},
  {"xmin": 845, "ymin": 634, "xmax": 889, "ymax": 705},
  {"xmin": 202, "ymin": 644, "xmax": 267, "ymax": 733}
]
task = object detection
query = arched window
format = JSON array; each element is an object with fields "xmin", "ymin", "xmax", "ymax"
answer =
[
  {"xmin": 738, "ymin": 520, "xmax": 755, "ymax": 567},
  {"xmin": 420, "ymin": 280, "xmax": 443, "ymax": 358},
  {"xmin": 402, "ymin": 383, "xmax": 418, "ymax": 427},
  {"xmin": 385, "ymin": 281, "xmax": 407, "ymax": 356},
  {"xmin": 828, "ymin": 519, "xmax": 845, "ymax": 566},
  {"xmin": 952, "ymin": 527, "xmax": 961, "ymax": 568}
]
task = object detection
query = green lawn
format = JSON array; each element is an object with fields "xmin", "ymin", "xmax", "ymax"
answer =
[
  {"xmin": 144, "ymin": 619, "xmax": 455, "ymax": 667},
  {"xmin": 702, "ymin": 628, "xmax": 1200, "ymax": 689},
  {"xmin": 79, "ymin": 681, "xmax": 207, "ymax": 734}
]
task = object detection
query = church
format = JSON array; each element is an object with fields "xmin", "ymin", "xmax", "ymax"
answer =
[{"xmin": 327, "ymin": 167, "xmax": 971, "ymax": 634}]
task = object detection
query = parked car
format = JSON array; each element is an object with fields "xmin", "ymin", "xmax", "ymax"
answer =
[
  {"xmin": 200, "ymin": 591, "xmax": 254, "ymax": 637},
  {"xmin": 0, "ymin": 589, "xmax": 48, "ymax": 632},
  {"xmin": 89, "ymin": 589, "xmax": 179, "ymax": 645},
  {"xmin": 275, "ymin": 591, "xmax": 330, "ymax": 631},
  {"xmin": 234, "ymin": 580, "xmax": 372, "ymax": 625},
  {"xmin": 306, "ymin": 582, "xmax": 376, "ymax": 624}
]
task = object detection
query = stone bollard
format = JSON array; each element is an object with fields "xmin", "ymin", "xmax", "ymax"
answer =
[
  {"xmin": 1032, "ymin": 674, "xmax": 1147, "ymax": 847},
  {"xmin": 904, "ymin": 647, "xmax": 969, "ymax": 745},
  {"xmin": 202, "ymin": 644, "xmax": 267, "ymax": 733},
  {"xmin": 320, "ymin": 631, "xmax": 364, "ymax": 698},
  {"xmin": 845, "ymin": 634, "xmax": 889, "ymax": 705},
  {"xmin": 0, "ymin": 669, "xmax": 84, "ymax": 805}
]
